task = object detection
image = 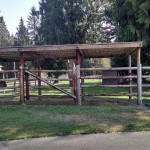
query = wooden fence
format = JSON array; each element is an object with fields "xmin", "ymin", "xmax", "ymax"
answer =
[{"xmin": 0, "ymin": 66, "xmax": 150, "ymax": 105}]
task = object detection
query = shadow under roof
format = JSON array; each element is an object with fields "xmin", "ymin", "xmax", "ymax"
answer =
[{"xmin": 0, "ymin": 42, "xmax": 142, "ymax": 61}]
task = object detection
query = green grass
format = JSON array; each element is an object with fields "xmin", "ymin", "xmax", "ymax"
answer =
[
  {"xmin": 0, "ymin": 79, "xmax": 150, "ymax": 141},
  {"xmin": 0, "ymin": 79, "xmax": 150, "ymax": 101},
  {"xmin": 0, "ymin": 105, "xmax": 150, "ymax": 141}
]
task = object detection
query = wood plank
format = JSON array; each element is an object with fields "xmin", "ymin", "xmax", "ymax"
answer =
[
  {"xmin": 81, "ymin": 85, "xmax": 137, "ymax": 88},
  {"xmin": 38, "ymin": 67, "xmax": 41, "ymax": 100},
  {"xmin": 128, "ymin": 54, "xmax": 132, "ymax": 100},
  {"xmin": 142, "ymin": 75, "xmax": 150, "ymax": 78},
  {"xmin": 30, "ymin": 70, "xmax": 73, "ymax": 73},
  {"xmin": 25, "ymin": 70, "xmax": 76, "ymax": 99},
  {"xmin": 0, "ymin": 42, "xmax": 142, "ymax": 52},
  {"xmin": 81, "ymin": 75, "xmax": 137, "ymax": 79},
  {"xmin": 0, "ymin": 86, "xmax": 19, "ymax": 89},
  {"xmin": 137, "ymin": 64, "xmax": 142, "ymax": 105},
  {"xmin": 29, "ymin": 95, "xmax": 70, "ymax": 98},
  {"xmin": 19, "ymin": 52, "xmax": 25, "ymax": 104},
  {"xmin": 142, "ymin": 67, "xmax": 150, "ymax": 70},
  {"xmin": 0, "ymin": 70, "xmax": 18, "ymax": 73},
  {"xmin": 142, "ymin": 93, "xmax": 150, "ymax": 96},
  {"xmin": 0, "ymin": 78, "xmax": 18, "ymax": 81},
  {"xmin": 142, "ymin": 84, "xmax": 150, "ymax": 87},
  {"xmin": 30, "ymin": 86, "xmax": 73, "ymax": 89},
  {"xmin": 136, "ymin": 47, "xmax": 141, "ymax": 64},
  {"xmin": 80, "ymin": 67, "xmax": 137, "ymax": 71},
  {"xmin": 73, "ymin": 67, "xmax": 77, "ymax": 102},
  {"xmin": 0, "ymin": 42, "xmax": 142, "ymax": 61},
  {"xmin": 28, "ymin": 78, "xmax": 72, "ymax": 81},
  {"xmin": 76, "ymin": 65, "xmax": 81, "ymax": 105},
  {"xmin": 82, "ymin": 93, "xmax": 137, "ymax": 96},
  {"xmin": 25, "ymin": 72, "xmax": 29, "ymax": 100}
]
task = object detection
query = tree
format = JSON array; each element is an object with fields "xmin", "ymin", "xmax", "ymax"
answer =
[
  {"xmin": 0, "ymin": 15, "xmax": 16, "ymax": 71},
  {"xmin": 37, "ymin": 0, "xmax": 106, "ymax": 77},
  {"xmin": 39, "ymin": 0, "xmax": 105, "ymax": 45},
  {"xmin": 0, "ymin": 16, "xmax": 10, "ymax": 47},
  {"xmin": 27, "ymin": 6, "xmax": 40, "ymax": 45},
  {"xmin": 106, "ymin": 0, "xmax": 150, "ymax": 68},
  {"xmin": 14, "ymin": 17, "xmax": 29, "ymax": 46}
]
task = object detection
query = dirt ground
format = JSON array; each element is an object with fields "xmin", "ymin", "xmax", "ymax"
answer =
[{"xmin": 0, "ymin": 96, "xmax": 136, "ymax": 106}]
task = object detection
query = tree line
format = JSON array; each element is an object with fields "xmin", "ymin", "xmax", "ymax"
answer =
[{"xmin": 0, "ymin": 0, "xmax": 150, "ymax": 75}]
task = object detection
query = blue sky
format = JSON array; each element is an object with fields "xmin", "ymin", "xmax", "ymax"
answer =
[{"xmin": 0, "ymin": 0, "xmax": 39, "ymax": 34}]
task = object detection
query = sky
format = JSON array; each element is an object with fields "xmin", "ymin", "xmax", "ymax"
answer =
[{"xmin": 0, "ymin": 0, "xmax": 39, "ymax": 35}]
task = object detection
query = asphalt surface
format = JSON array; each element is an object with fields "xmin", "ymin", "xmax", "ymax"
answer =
[{"xmin": 0, "ymin": 132, "xmax": 150, "ymax": 150}]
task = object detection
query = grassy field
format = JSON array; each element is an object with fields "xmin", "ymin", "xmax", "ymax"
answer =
[
  {"xmin": 0, "ymin": 79, "xmax": 150, "ymax": 141},
  {"xmin": 0, "ymin": 105, "xmax": 150, "ymax": 141}
]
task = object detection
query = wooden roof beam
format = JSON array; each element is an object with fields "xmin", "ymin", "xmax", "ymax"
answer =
[{"xmin": 76, "ymin": 47, "xmax": 84, "ymax": 59}]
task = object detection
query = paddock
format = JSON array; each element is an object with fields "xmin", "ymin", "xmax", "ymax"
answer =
[{"xmin": 0, "ymin": 42, "xmax": 149, "ymax": 105}]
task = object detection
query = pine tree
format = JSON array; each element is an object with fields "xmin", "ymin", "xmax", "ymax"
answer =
[
  {"xmin": 37, "ymin": 0, "xmax": 106, "ymax": 77},
  {"xmin": 0, "ymin": 15, "xmax": 15, "ymax": 71},
  {"xmin": 27, "ymin": 6, "xmax": 40, "ymax": 45},
  {"xmin": 0, "ymin": 16, "xmax": 10, "ymax": 46},
  {"xmin": 106, "ymin": 0, "xmax": 150, "ymax": 67},
  {"xmin": 15, "ymin": 17, "xmax": 29, "ymax": 46},
  {"xmin": 39, "ymin": 0, "xmax": 104, "ymax": 45}
]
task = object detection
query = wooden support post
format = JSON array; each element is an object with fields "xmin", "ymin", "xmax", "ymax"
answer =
[
  {"xmin": 19, "ymin": 52, "xmax": 25, "ymax": 104},
  {"xmin": 68, "ymin": 59, "xmax": 75, "ymax": 87},
  {"xmin": 76, "ymin": 49, "xmax": 82, "ymax": 105},
  {"xmin": 128, "ymin": 54, "xmax": 132, "ymax": 100},
  {"xmin": 76, "ymin": 65, "xmax": 81, "ymax": 105},
  {"xmin": 38, "ymin": 67, "xmax": 41, "ymax": 100},
  {"xmin": 14, "ymin": 62, "xmax": 16, "ymax": 92},
  {"xmin": 81, "ymin": 78, "xmax": 85, "ymax": 101},
  {"xmin": 81, "ymin": 60, "xmax": 84, "ymax": 101},
  {"xmin": 136, "ymin": 48, "xmax": 142, "ymax": 105},
  {"xmin": 73, "ymin": 66, "xmax": 77, "ymax": 102},
  {"xmin": 2, "ymin": 73, "xmax": 5, "ymax": 94},
  {"xmin": 25, "ymin": 72, "xmax": 29, "ymax": 100}
]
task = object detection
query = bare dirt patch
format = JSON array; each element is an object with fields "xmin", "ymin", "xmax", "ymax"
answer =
[{"xmin": 0, "ymin": 97, "xmax": 136, "ymax": 106}]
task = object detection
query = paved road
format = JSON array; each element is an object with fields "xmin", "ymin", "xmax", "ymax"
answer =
[{"xmin": 1, "ymin": 132, "xmax": 150, "ymax": 150}]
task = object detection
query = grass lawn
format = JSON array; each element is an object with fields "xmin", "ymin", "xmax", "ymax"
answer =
[
  {"xmin": 0, "ymin": 79, "xmax": 150, "ymax": 141},
  {"xmin": 0, "ymin": 105, "xmax": 150, "ymax": 141}
]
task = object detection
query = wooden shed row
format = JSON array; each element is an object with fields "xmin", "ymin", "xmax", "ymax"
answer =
[{"xmin": 0, "ymin": 42, "xmax": 143, "ymax": 105}]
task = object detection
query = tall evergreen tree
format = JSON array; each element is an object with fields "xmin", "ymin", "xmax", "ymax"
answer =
[
  {"xmin": 27, "ymin": 6, "xmax": 40, "ymax": 45},
  {"xmin": 0, "ymin": 16, "xmax": 10, "ymax": 47},
  {"xmin": 39, "ymin": 0, "xmax": 104, "ymax": 45},
  {"xmin": 37, "ymin": 0, "xmax": 105, "ymax": 77},
  {"xmin": 106, "ymin": 0, "xmax": 150, "ymax": 67},
  {"xmin": 14, "ymin": 17, "xmax": 29, "ymax": 46},
  {"xmin": 0, "ymin": 16, "xmax": 16, "ymax": 70}
]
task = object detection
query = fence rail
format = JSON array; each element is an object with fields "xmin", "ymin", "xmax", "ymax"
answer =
[{"xmin": 1, "ymin": 66, "xmax": 150, "ymax": 104}]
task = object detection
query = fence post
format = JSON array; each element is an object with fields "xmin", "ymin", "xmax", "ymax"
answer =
[
  {"xmin": 14, "ymin": 62, "xmax": 16, "ymax": 92},
  {"xmin": 76, "ymin": 65, "xmax": 81, "ymax": 105},
  {"xmin": 137, "ymin": 64, "xmax": 142, "ymax": 105},
  {"xmin": 25, "ymin": 71, "xmax": 29, "ymax": 100},
  {"xmin": 19, "ymin": 52, "xmax": 25, "ymax": 104},
  {"xmin": 137, "ymin": 47, "xmax": 142, "ymax": 105},
  {"xmin": 38, "ymin": 68, "xmax": 41, "ymax": 100},
  {"xmin": 73, "ymin": 66, "xmax": 77, "ymax": 102},
  {"xmin": 128, "ymin": 54, "xmax": 132, "ymax": 100}
]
